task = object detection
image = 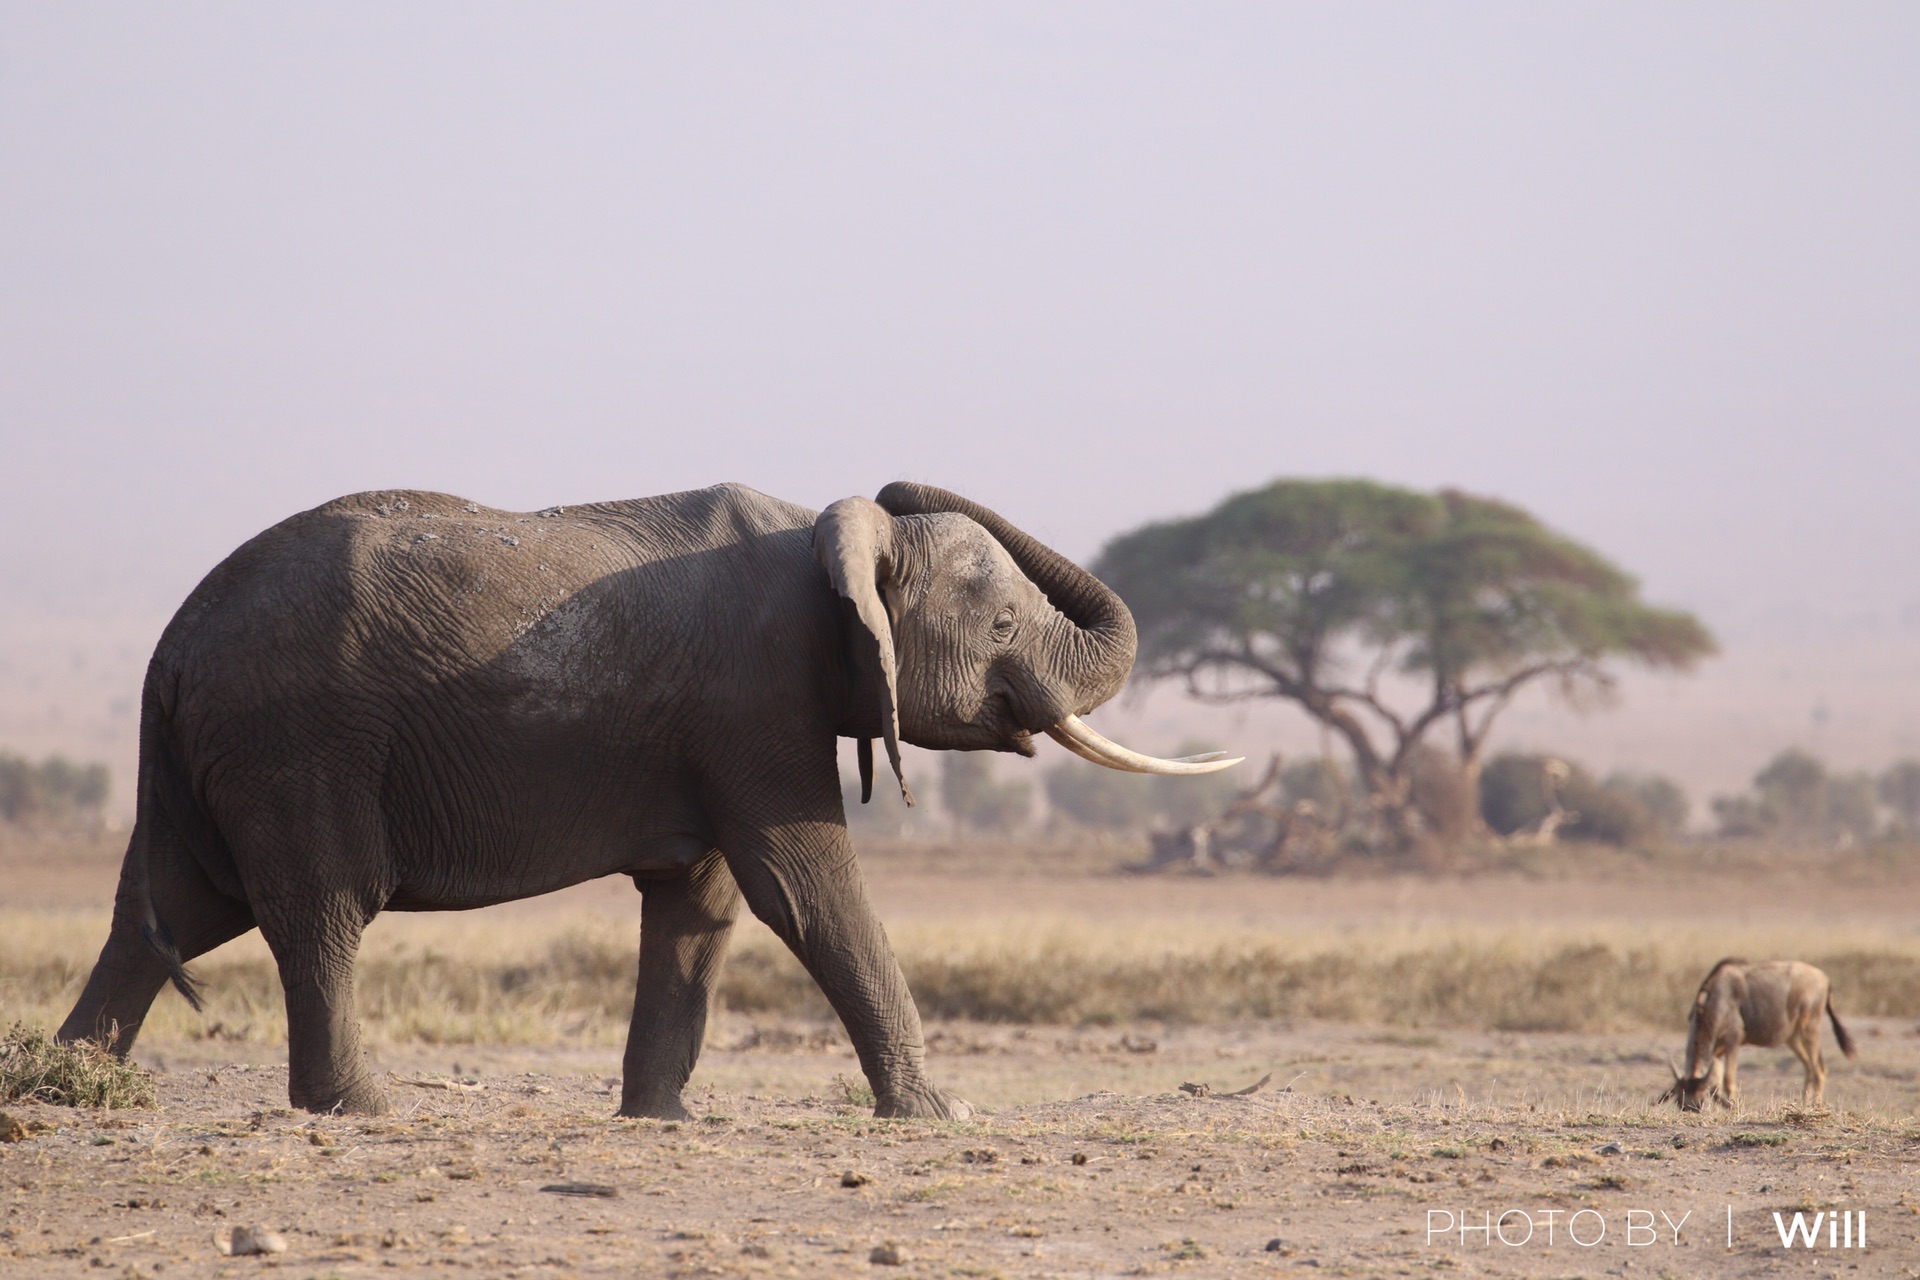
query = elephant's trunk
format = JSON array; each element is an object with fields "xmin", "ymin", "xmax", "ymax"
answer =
[{"xmin": 875, "ymin": 482, "xmax": 1137, "ymax": 715}]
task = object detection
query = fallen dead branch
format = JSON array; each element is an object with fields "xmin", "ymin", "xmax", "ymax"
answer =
[{"xmin": 1178, "ymin": 1071, "xmax": 1273, "ymax": 1099}]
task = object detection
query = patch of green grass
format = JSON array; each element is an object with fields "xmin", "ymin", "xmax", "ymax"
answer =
[
  {"xmin": 0, "ymin": 1022, "xmax": 156, "ymax": 1109},
  {"xmin": 1731, "ymin": 1131, "xmax": 1790, "ymax": 1147}
]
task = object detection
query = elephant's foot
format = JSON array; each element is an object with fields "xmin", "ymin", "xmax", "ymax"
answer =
[
  {"xmin": 874, "ymin": 1083, "xmax": 973, "ymax": 1121},
  {"xmin": 617, "ymin": 1091, "xmax": 694, "ymax": 1122},
  {"xmin": 290, "ymin": 1072, "xmax": 391, "ymax": 1116}
]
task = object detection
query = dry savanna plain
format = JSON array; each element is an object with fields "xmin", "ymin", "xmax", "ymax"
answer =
[{"xmin": 5, "ymin": 831, "xmax": 1920, "ymax": 1279}]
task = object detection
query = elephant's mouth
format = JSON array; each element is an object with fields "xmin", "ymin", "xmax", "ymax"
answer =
[{"xmin": 986, "ymin": 692, "xmax": 1038, "ymax": 756}]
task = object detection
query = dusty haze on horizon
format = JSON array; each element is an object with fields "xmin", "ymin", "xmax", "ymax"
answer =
[{"xmin": 2, "ymin": 5, "xmax": 1916, "ymax": 816}]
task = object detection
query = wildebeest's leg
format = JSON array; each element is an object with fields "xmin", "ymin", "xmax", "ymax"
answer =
[
  {"xmin": 619, "ymin": 853, "xmax": 742, "ymax": 1120},
  {"xmin": 59, "ymin": 809, "xmax": 255, "ymax": 1053},
  {"xmin": 1792, "ymin": 1023, "xmax": 1827, "ymax": 1104},
  {"xmin": 1719, "ymin": 1046, "xmax": 1740, "ymax": 1107}
]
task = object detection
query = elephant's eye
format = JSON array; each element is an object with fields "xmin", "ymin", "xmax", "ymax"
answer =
[{"xmin": 990, "ymin": 607, "xmax": 1017, "ymax": 643}]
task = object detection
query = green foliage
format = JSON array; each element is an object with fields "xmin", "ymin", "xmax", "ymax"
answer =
[
  {"xmin": 1561, "ymin": 775, "xmax": 1654, "ymax": 846},
  {"xmin": 0, "ymin": 1023, "xmax": 155, "ymax": 1109},
  {"xmin": 1098, "ymin": 480, "xmax": 1714, "ymax": 703},
  {"xmin": 1093, "ymin": 478, "xmax": 1713, "ymax": 850},
  {"xmin": 1479, "ymin": 754, "xmax": 1558, "ymax": 836},
  {"xmin": 1603, "ymin": 771, "xmax": 1691, "ymax": 836},
  {"xmin": 939, "ymin": 753, "xmax": 1034, "ymax": 834},
  {"xmin": 0, "ymin": 753, "xmax": 110, "ymax": 829},
  {"xmin": 1479, "ymin": 753, "xmax": 1688, "ymax": 846}
]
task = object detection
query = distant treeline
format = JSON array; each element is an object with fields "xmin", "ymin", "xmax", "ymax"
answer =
[
  {"xmin": 1711, "ymin": 750, "xmax": 1920, "ymax": 847},
  {"xmin": 847, "ymin": 744, "xmax": 1920, "ymax": 857},
  {"xmin": 0, "ymin": 753, "xmax": 110, "ymax": 831}
]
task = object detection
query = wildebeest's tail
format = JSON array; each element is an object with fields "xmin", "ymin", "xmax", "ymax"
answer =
[{"xmin": 1827, "ymin": 990, "xmax": 1857, "ymax": 1059}]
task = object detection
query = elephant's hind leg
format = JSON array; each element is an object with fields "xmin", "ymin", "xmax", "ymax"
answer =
[
  {"xmin": 58, "ymin": 811, "xmax": 255, "ymax": 1054},
  {"xmin": 257, "ymin": 901, "xmax": 388, "ymax": 1115},
  {"xmin": 619, "ymin": 852, "xmax": 742, "ymax": 1120},
  {"xmin": 238, "ymin": 800, "xmax": 392, "ymax": 1116}
]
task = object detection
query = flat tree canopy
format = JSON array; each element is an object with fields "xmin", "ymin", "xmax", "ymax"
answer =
[{"xmin": 1093, "ymin": 479, "xmax": 1715, "ymax": 849}]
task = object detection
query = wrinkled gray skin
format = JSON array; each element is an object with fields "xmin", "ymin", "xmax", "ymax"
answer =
[{"xmin": 59, "ymin": 482, "xmax": 1136, "ymax": 1120}]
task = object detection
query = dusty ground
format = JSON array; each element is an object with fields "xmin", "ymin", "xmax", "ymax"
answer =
[
  {"xmin": 7, "ymin": 836, "xmax": 1920, "ymax": 1277},
  {"xmin": 6, "ymin": 1019, "xmax": 1920, "ymax": 1279}
]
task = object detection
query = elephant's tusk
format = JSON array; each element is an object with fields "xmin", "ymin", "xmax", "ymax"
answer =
[{"xmin": 1042, "ymin": 714, "xmax": 1244, "ymax": 776}]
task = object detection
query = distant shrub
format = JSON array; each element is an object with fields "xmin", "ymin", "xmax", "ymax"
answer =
[
  {"xmin": 1754, "ymin": 749, "xmax": 1828, "ymax": 836},
  {"xmin": 1714, "ymin": 749, "xmax": 1894, "ymax": 845},
  {"xmin": 1560, "ymin": 774, "xmax": 1654, "ymax": 845},
  {"xmin": 1480, "ymin": 754, "xmax": 1555, "ymax": 837},
  {"xmin": 1480, "ymin": 753, "xmax": 1681, "ymax": 846},
  {"xmin": 1603, "ymin": 771, "xmax": 1691, "ymax": 836},
  {"xmin": 0, "ymin": 753, "xmax": 110, "ymax": 830}
]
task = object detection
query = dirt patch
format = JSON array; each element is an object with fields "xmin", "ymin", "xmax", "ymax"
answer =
[
  {"xmin": 9, "ymin": 837, "xmax": 1920, "ymax": 1275},
  {"xmin": 4, "ymin": 1020, "xmax": 1918, "ymax": 1278}
]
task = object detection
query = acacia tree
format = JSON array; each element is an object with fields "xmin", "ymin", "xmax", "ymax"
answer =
[{"xmin": 1093, "ymin": 479, "xmax": 1715, "ymax": 848}]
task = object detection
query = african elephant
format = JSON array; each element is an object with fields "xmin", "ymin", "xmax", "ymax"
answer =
[{"xmin": 59, "ymin": 482, "xmax": 1236, "ymax": 1119}]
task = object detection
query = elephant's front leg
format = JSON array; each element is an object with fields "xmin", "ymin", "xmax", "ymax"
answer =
[
  {"xmin": 620, "ymin": 853, "xmax": 742, "ymax": 1120},
  {"xmin": 722, "ymin": 821, "xmax": 971, "ymax": 1121}
]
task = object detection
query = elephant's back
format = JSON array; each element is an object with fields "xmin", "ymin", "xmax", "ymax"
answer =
[{"xmin": 147, "ymin": 483, "xmax": 827, "ymax": 750}]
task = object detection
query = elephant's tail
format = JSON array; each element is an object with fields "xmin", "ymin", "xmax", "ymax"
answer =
[
  {"xmin": 140, "ymin": 913, "xmax": 204, "ymax": 1012},
  {"xmin": 133, "ymin": 679, "xmax": 207, "ymax": 1012}
]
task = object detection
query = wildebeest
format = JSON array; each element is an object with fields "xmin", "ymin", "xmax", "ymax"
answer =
[{"xmin": 1659, "ymin": 959, "xmax": 1857, "ymax": 1110}]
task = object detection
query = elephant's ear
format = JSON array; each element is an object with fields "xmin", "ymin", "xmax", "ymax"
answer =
[{"xmin": 814, "ymin": 497, "xmax": 914, "ymax": 806}]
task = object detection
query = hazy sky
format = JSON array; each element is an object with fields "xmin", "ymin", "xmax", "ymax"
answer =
[{"xmin": 4, "ymin": 4, "xmax": 1917, "ymax": 646}]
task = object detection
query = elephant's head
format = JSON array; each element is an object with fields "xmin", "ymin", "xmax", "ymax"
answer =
[{"xmin": 815, "ymin": 482, "xmax": 1238, "ymax": 801}]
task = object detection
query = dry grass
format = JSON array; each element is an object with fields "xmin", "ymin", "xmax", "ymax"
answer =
[
  {"xmin": 7, "ymin": 909, "xmax": 1919, "ymax": 1049},
  {"xmin": 0, "ymin": 1021, "xmax": 156, "ymax": 1108}
]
